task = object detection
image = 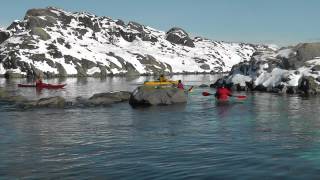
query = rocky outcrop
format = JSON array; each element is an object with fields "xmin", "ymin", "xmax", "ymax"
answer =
[
  {"xmin": 23, "ymin": 96, "xmax": 67, "ymax": 108},
  {"xmin": 85, "ymin": 91, "xmax": 131, "ymax": 106},
  {"xmin": 222, "ymin": 44, "xmax": 320, "ymax": 95},
  {"xmin": 298, "ymin": 76, "xmax": 320, "ymax": 95},
  {"xmin": 30, "ymin": 27, "xmax": 51, "ymax": 40},
  {"xmin": 0, "ymin": 89, "xmax": 131, "ymax": 109},
  {"xmin": 165, "ymin": 27, "xmax": 195, "ymax": 47},
  {"xmin": 129, "ymin": 86, "xmax": 187, "ymax": 107},
  {"xmin": 0, "ymin": 30, "xmax": 10, "ymax": 44}
]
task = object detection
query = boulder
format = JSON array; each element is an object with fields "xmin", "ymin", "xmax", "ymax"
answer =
[
  {"xmin": 30, "ymin": 27, "xmax": 51, "ymax": 40},
  {"xmin": 311, "ymin": 65, "xmax": 320, "ymax": 72},
  {"xmin": 0, "ymin": 30, "xmax": 10, "ymax": 44},
  {"xmin": 200, "ymin": 64, "xmax": 210, "ymax": 70},
  {"xmin": 26, "ymin": 16, "xmax": 56, "ymax": 29},
  {"xmin": 87, "ymin": 91, "xmax": 131, "ymax": 106},
  {"xmin": 298, "ymin": 76, "xmax": 320, "ymax": 95},
  {"xmin": 129, "ymin": 86, "xmax": 187, "ymax": 107},
  {"xmin": 25, "ymin": 8, "xmax": 59, "ymax": 19},
  {"xmin": 23, "ymin": 96, "xmax": 66, "ymax": 108},
  {"xmin": 166, "ymin": 27, "xmax": 195, "ymax": 47},
  {"xmin": 295, "ymin": 43, "xmax": 320, "ymax": 62},
  {"xmin": 283, "ymin": 43, "xmax": 320, "ymax": 69}
]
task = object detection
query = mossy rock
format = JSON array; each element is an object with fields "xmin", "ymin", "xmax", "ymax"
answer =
[{"xmin": 30, "ymin": 27, "xmax": 51, "ymax": 40}]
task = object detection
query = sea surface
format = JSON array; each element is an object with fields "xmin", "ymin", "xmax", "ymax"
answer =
[{"xmin": 1, "ymin": 75, "xmax": 320, "ymax": 179}]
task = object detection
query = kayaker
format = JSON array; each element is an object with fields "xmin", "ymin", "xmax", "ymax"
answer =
[
  {"xmin": 215, "ymin": 83, "xmax": 232, "ymax": 101},
  {"xmin": 159, "ymin": 74, "xmax": 167, "ymax": 82},
  {"xmin": 177, "ymin": 80, "xmax": 184, "ymax": 90},
  {"xmin": 35, "ymin": 77, "xmax": 43, "ymax": 87}
]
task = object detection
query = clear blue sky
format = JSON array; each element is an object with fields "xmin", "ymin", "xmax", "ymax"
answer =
[{"xmin": 0, "ymin": 0, "xmax": 319, "ymax": 46}]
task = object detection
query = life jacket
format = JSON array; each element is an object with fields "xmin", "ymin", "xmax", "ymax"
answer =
[
  {"xmin": 36, "ymin": 79, "xmax": 43, "ymax": 87},
  {"xmin": 216, "ymin": 87, "xmax": 231, "ymax": 100},
  {"xmin": 159, "ymin": 76, "xmax": 167, "ymax": 82},
  {"xmin": 177, "ymin": 83, "xmax": 184, "ymax": 89}
]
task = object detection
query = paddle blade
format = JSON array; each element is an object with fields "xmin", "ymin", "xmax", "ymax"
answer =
[
  {"xmin": 188, "ymin": 86, "xmax": 194, "ymax": 92},
  {"xmin": 202, "ymin": 92, "xmax": 211, "ymax": 96},
  {"xmin": 235, "ymin": 95, "xmax": 247, "ymax": 100}
]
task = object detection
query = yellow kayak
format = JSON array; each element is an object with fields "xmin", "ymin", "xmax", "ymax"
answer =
[{"xmin": 144, "ymin": 80, "xmax": 178, "ymax": 86}]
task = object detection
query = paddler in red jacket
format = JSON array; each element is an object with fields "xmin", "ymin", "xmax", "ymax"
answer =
[
  {"xmin": 215, "ymin": 83, "xmax": 232, "ymax": 101},
  {"xmin": 35, "ymin": 77, "xmax": 43, "ymax": 87}
]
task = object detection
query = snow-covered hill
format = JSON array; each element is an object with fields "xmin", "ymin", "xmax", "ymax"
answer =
[
  {"xmin": 225, "ymin": 43, "xmax": 320, "ymax": 94},
  {"xmin": 0, "ymin": 7, "xmax": 257, "ymax": 78}
]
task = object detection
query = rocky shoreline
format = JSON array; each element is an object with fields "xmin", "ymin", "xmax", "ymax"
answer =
[
  {"xmin": 209, "ymin": 43, "xmax": 320, "ymax": 96},
  {"xmin": 0, "ymin": 87, "xmax": 131, "ymax": 109},
  {"xmin": 0, "ymin": 84, "xmax": 189, "ymax": 109}
]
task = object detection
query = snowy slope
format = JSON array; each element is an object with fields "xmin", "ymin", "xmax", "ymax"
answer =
[
  {"xmin": 226, "ymin": 44, "xmax": 320, "ymax": 94},
  {"xmin": 0, "ymin": 7, "xmax": 257, "ymax": 77}
]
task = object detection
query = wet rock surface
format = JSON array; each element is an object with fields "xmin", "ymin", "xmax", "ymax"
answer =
[
  {"xmin": 129, "ymin": 86, "xmax": 187, "ymax": 107},
  {"xmin": 0, "ymin": 89, "xmax": 131, "ymax": 109}
]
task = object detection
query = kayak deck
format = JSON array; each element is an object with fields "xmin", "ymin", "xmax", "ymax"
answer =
[{"xmin": 144, "ymin": 80, "xmax": 178, "ymax": 86}]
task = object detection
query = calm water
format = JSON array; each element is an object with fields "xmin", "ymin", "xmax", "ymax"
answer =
[{"xmin": 1, "ymin": 75, "xmax": 320, "ymax": 179}]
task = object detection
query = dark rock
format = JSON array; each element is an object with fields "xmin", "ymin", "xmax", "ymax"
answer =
[
  {"xmin": 119, "ymin": 29, "xmax": 138, "ymax": 42},
  {"xmin": 107, "ymin": 52, "xmax": 140, "ymax": 76},
  {"xmin": 87, "ymin": 91, "xmax": 131, "ymax": 106},
  {"xmin": 199, "ymin": 84, "xmax": 209, "ymax": 88},
  {"xmin": 25, "ymin": 8, "xmax": 59, "ymax": 19},
  {"xmin": 129, "ymin": 86, "xmax": 187, "ymax": 107},
  {"xmin": 282, "ymin": 43, "xmax": 320, "ymax": 70},
  {"xmin": 29, "ymin": 53, "xmax": 46, "ymax": 62},
  {"xmin": 98, "ymin": 65, "xmax": 107, "ymax": 77},
  {"xmin": 78, "ymin": 16, "xmax": 94, "ymax": 30},
  {"xmin": 166, "ymin": 27, "xmax": 195, "ymax": 47},
  {"xmin": 74, "ymin": 28, "xmax": 88, "ymax": 36},
  {"xmin": 200, "ymin": 64, "xmax": 210, "ymax": 70},
  {"xmin": 286, "ymin": 86, "xmax": 297, "ymax": 94},
  {"xmin": 210, "ymin": 78, "xmax": 230, "ymax": 88},
  {"xmin": 0, "ymin": 30, "xmax": 10, "ymax": 44},
  {"xmin": 236, "ymin": 84, "xmax": 247, "ymax": 91},
  {"xmin": 56, "ymin": 62, "xmax": 67, "ymax": 76},
  {"xmin": 128, "ymin": 21, "xmax": 144, "ymax": 32},
  {"xmin": 24, "ymin": 96, "xmax": 66, "ymax": 108},
  {"xmin": 254, "ymin": 85, "xmax": 267, "ymax": 92},
  {"xmin": 56, "ymin": 37, "xmax": 65, "ymax": 45},
  {"xmin": 115, "ymin": 19, "xmax": 125, "ymax": 26},
  {"xmin": 64, "ymin": 42, "xmax": 71, "ymax": 49},
  {"xmin": 81, "ymin": 58, "xmax": 96, "ymax": 70},
  {"xmin": 6, "ymin": 20, "xmax": 26, "ymax": 32},
  {"xmin": 295, "ymin": 43, "xmax": 320, "ymax": 62},
  {"xmin": 311, "ymin": 65, "xmax": 320, "ymax": 72},
  {"xmin": 26, "ymin": 16, "xmax": 56, "ymax": 29},
  {"xmin": 298, "ymin": 76, "xmax": 320, "ymax": 95},
  {"xmin": 47, "ymin": 44, "xmax": 62, "ymax": 58},
  {"xmin": 138, "ymin": 54, "xmax": 171, "ymax": 74}
]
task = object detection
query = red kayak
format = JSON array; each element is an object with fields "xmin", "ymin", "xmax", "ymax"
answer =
[{"xmin": 18, "ymin": 83, "xmax": 66, "ymax": 89}]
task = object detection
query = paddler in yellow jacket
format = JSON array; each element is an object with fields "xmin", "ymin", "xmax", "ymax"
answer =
[{"xmin": 159, "ymin": 74, "xmax": 167, "ymax": 82}]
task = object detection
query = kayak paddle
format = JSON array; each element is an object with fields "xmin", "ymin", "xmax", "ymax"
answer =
[
  {"xmin": 188, "ymin": 86, "xmax": 194, "ymax": 92},
  {"xmin": 202, "ymin": 91, "xmax": 246, "ymax": 99}
]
